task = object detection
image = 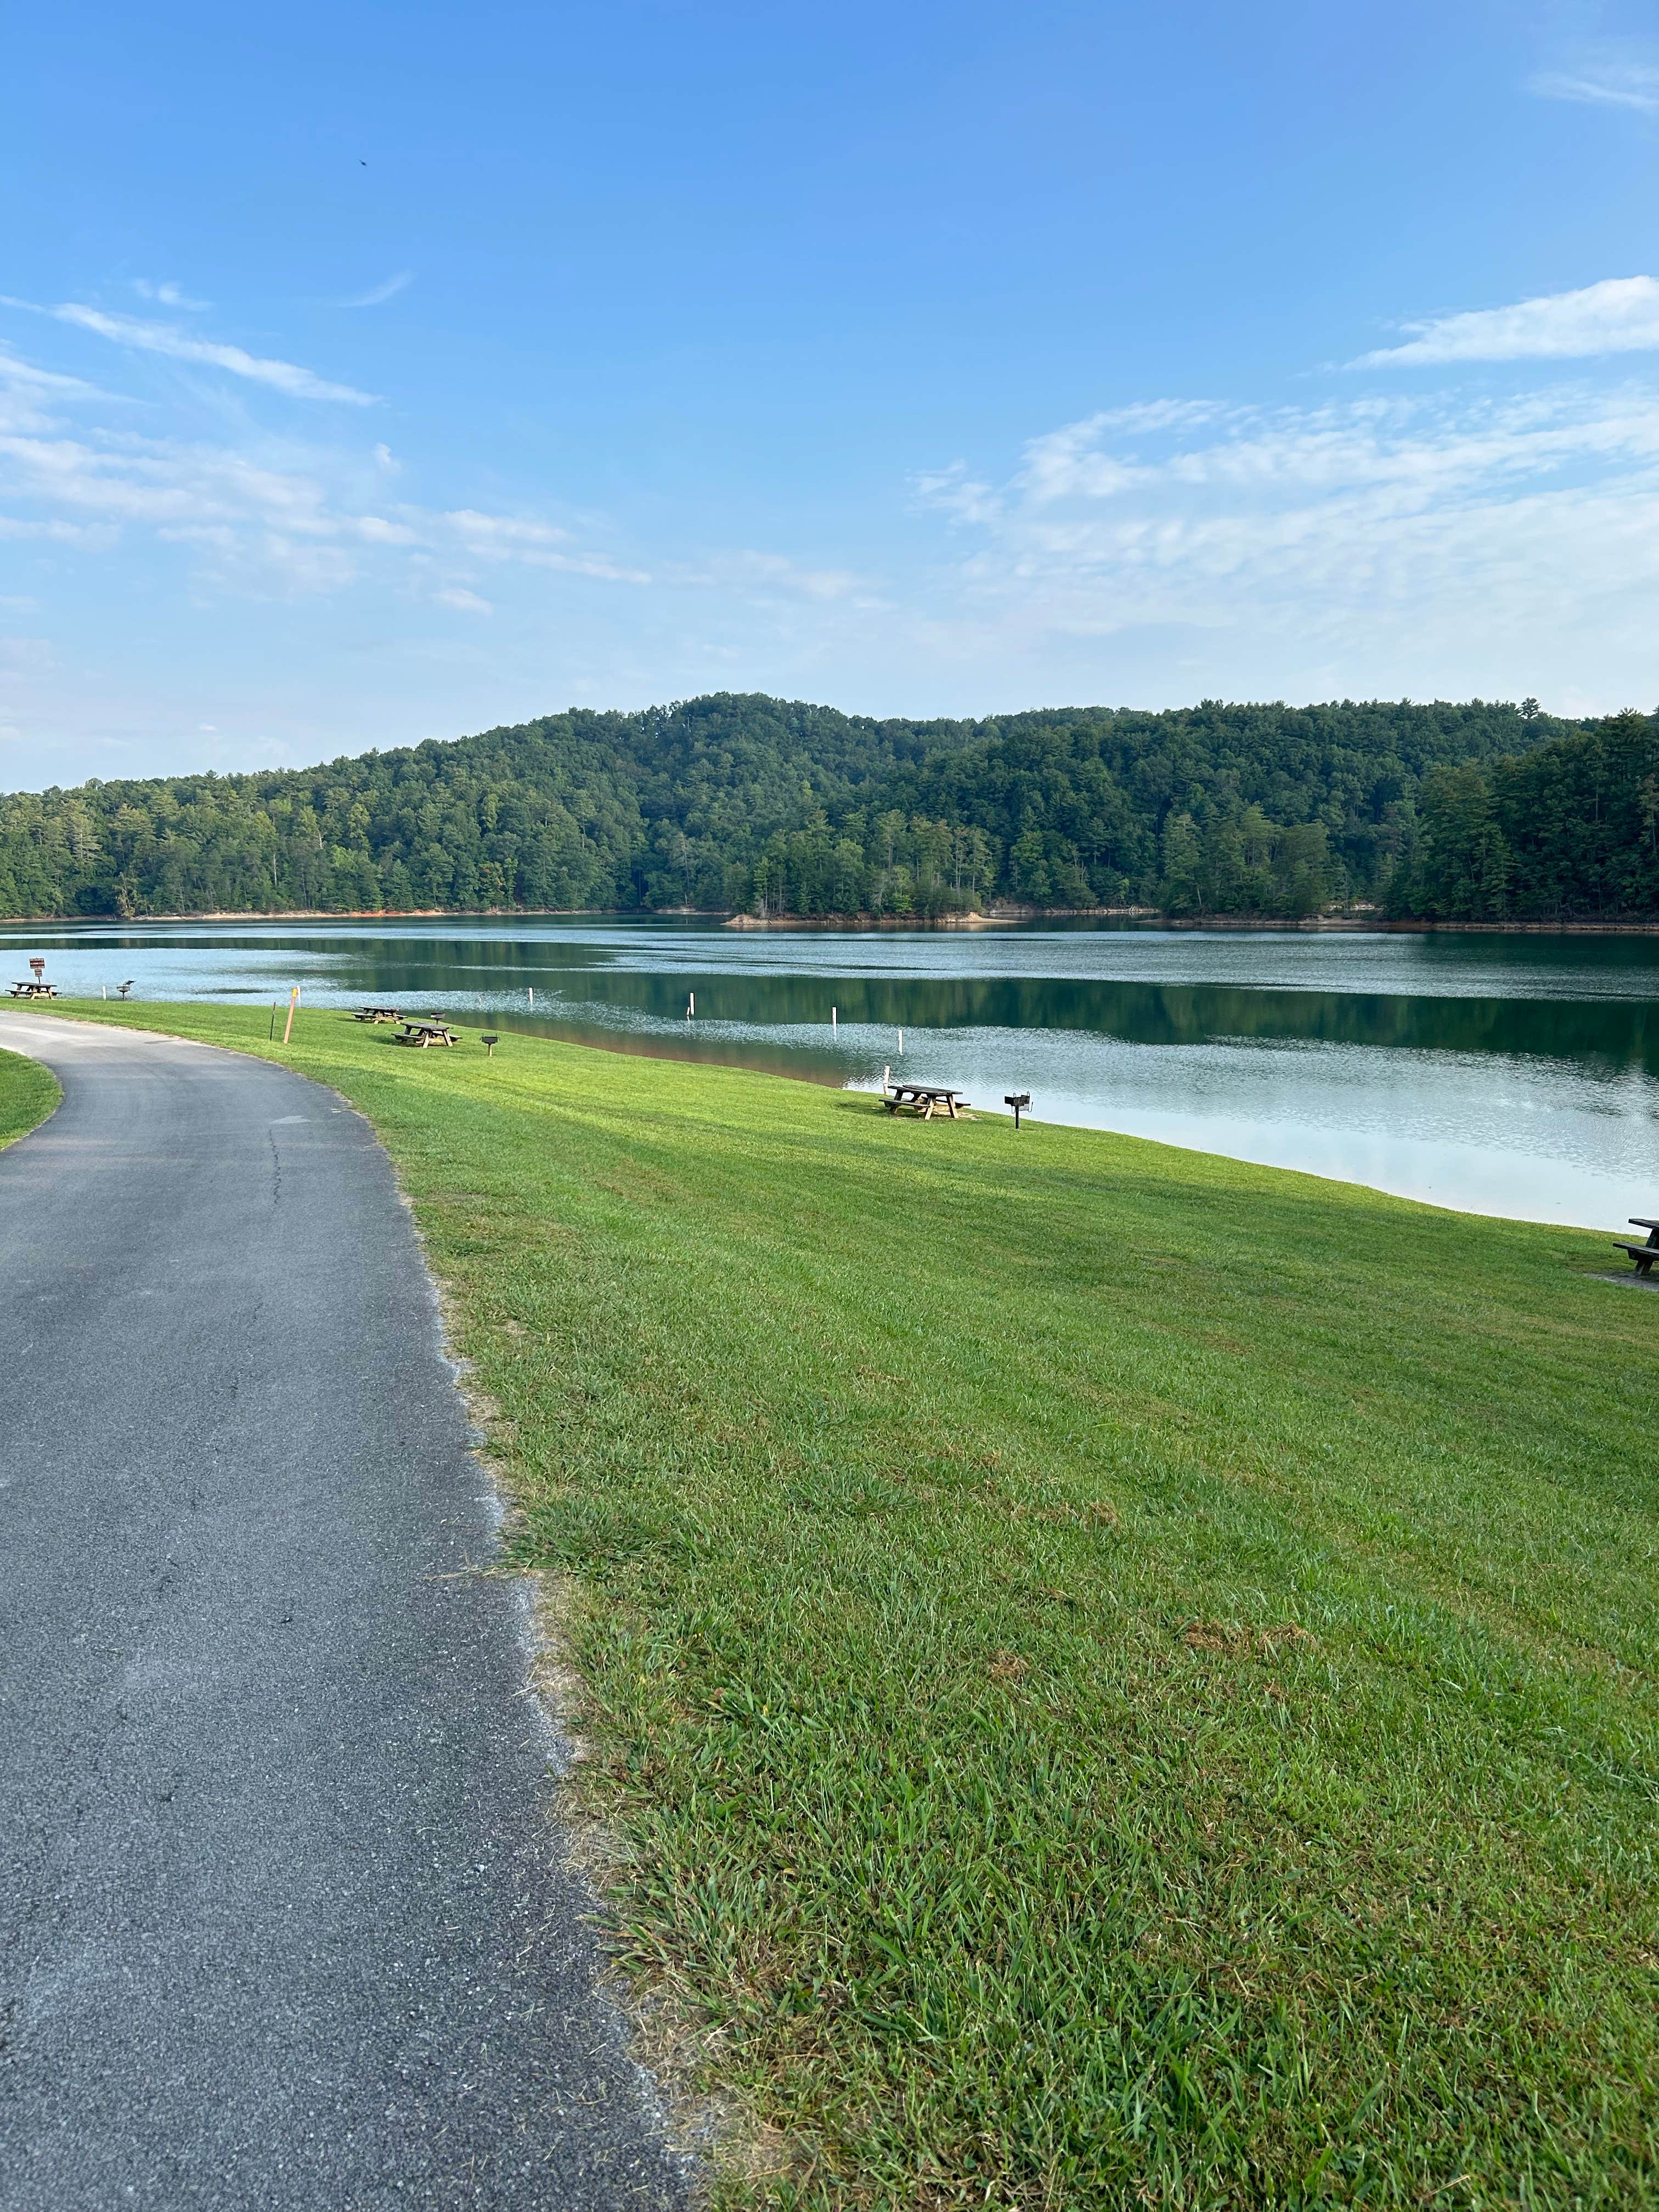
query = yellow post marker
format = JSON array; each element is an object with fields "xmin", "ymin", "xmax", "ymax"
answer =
[{"xmin": 282, "ymin": 986, "xmax": 299, "ymax": 1045}]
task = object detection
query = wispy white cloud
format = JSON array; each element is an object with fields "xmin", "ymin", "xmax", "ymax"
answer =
[
  {"xmin": 910, "ymin": 461, "xmax": 1003, "ymax": 526},
  {"xmin": 0, "ymin": 346, "xmax": 97, "ymax": 393},
  {"xmin": 345, "ymin": 272, "xmax": 412, "ymax": 308},
  {"xmin": 445, "ymin": 508, "xmax": 568, "ymax": 550},
  {"xmin": 443, "ymin": 507, "xmax": 651, "ymax": 581},
  {"xmin": 534, "ymin": 550, "xmax": 653, "ymax": 582},
  {"xmin": 1083, "ymin": 399, "xmax": 1228, "ymax": 436},
  {"xmin": 1007, "ymin": 390, "xmax": 1659, "ymax": 506},
  {"xmin": 0, "ymin": 347, "xmax": 106, "ymax": 435},
  {"xmin": 0, "ymin": 512, "xmax": 111, "ymax": 545},
  {"xmin": 913, "ymin": 408, "xmax": 1238, "ymax": 521},
  {"xmin": 1353, "ymin": 276, "xmax": 1659, "ymax": 366},
  {"xmin": 1530, "ymin": 59, "xmax": 1659, "ymax": 114},
  {"xmin": 5, "ymin": 417, "xmax": 325, "ymax": 535},
  {"xmin": 132, "ymin": 279, "xmax": 210, "ymax": 311},
  {"xmin": 912, "ymin": 386, "xmax": 1659, "ymax": 681},
  {"xmin": 0, "ymin": 336, "xmax": 644, "ymax": 603},
  {"xmin": 1, "ymin": 298, "xmax": 376, "ymax": 404},
  {"xmin": 674, "ymin": 549, "xmax": 866, "ymax": 600}
]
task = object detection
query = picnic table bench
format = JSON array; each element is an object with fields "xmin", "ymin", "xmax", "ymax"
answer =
[
  {"xmin": 883, "ymin": 1081, "xmax": 970, "ymax": 1120},
  {"xmin": 1613, "ymin": 1217, "xmax": 1659, "ymax": 1278},
  {"xmin": 393, "ymin": 1019, "xmax": 459, "ymax": 1048},
  {"xmin": 353, "ymin": 1005, "xmax": 403, "ymax": 1023},
  {"xmin": 8, "ymin": 981, "xmax": 58, "ymax": 998}
]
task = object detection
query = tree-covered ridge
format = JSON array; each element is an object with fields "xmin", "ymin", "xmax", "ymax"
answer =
[{"xmin": 2, "ymin": 691, "xmax": 1655, "ymax": 922}]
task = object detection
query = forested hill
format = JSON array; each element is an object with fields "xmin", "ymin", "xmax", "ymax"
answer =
[{"xmin": 3, "ymin": 691, "xmax": 1656, "ymax": 923}]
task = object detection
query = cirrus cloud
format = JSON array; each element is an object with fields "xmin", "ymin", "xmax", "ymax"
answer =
[
  {"xmin": 911, "ymin": 382, "xmax": 1659, "ymax": 697},
  {"xmin": 132, "ymin": 279, "xmax": 210, "ymax": 311},
  {"xmin": 1, "ymin": 297, "xmax": 376, "ymax": 404},
  {"xmin": 1530, "ymin": 59, "xmax": 1659, "ymax": 115},
  {"xmin": 1354, "ymin": 276, "xmax": 1659, "ymax": 366},
  {"xmin": 0, "ymin": 339, "xmax": 642, "ymax": 603},
  {"xmin": 345, "ymin": 272, "xmax": 412, "ymax": 309}
]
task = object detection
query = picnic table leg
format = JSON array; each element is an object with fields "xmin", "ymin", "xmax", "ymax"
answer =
[{"xmin": 945, "ymin": 1096, "xmax": 958, "ymax": 1118}]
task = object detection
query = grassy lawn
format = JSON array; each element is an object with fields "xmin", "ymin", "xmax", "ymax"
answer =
[
  {"xmin": 0, "ymin": 1043, "xmax": 60, "ymax": 1149},
  {"xmin": 8, "ymin": 1002, "xmax": 1658, "ymax": 2207}
]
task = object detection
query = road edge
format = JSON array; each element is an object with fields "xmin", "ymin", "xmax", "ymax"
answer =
[{"xmin": 0, "ymin": 1006, "xmax": 717, "ymax": 2196}]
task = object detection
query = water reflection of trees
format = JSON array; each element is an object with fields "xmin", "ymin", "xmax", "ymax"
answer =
[
  {"xmin": 13, "ymin": 925, "xmax": 1654, "ymax": 1076},
  {"xmin": 442, "ymin": 967, "xmax": 1658, "ymax": 1076}
]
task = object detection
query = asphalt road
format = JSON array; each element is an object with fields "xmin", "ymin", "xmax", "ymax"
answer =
[{"xmin": 0, "ymin": 1017, "xmax": 693, "ymax": 2211}]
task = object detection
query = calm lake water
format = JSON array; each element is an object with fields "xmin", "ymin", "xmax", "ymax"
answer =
[{"xmin": 4, "ymin": 916, "xmax": 1657, "ymax": 1231}]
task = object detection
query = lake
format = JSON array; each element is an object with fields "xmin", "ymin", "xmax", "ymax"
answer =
[{"xmin": 4, "ymin": 916, "xmax": 1657, "ymax": 1232}]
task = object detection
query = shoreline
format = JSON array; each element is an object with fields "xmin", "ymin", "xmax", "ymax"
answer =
[
  {"xmin": 4, "ymin": 905, "xmax": 1659, "ymax": 936},
  {"xmin": 9, "ymin": 999, "xmax": 1640, "ymax": 1237}
]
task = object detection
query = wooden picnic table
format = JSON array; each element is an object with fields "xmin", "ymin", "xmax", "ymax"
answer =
[
  {"xmin": 393, "ymin": 1019, "xmax": 459, "ymax": 1048},
  {"xmin": 1613, "ymin": 1217, "xmax": 1659, "ymax": 1277},
  {"xmin": 883, "ymin": 1081, "xmax": 969, "ymax": 1120},
  {"xmin": 353, "ymin": 1005, "xmax": 403, "ymax": 1023},
  {"xmin": 8, "ymin": 981, "xmax": 58, "ymax": 998}
]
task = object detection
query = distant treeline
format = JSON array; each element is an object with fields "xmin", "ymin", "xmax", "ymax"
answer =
[{"xmin": 3, "ymin": 692, "xmax": 1656, "ymax": 923}]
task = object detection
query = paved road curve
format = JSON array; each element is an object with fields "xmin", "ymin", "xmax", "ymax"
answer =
[{"xmin": 0, "ymin": 1017, "xmax": 691, "ymax": 2211}]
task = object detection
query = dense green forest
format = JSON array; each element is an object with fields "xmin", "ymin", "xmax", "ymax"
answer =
[{"xmin": 3, "ymin": 693, "xmax": 1656, "ymax": 922}]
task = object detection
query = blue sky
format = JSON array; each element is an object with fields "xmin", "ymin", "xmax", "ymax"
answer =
[{"xmin": 5, "ymin": 0, "xmax": 1659, "ymax": 786}]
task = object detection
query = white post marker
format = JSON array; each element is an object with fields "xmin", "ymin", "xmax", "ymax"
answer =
[
  {"xmin": 528, "ymin": 985, "xmax": 533, "ymax": 1004},
  {"xmin": 832, "ymin": 1006, "xmax": 838, "ymax": 1031}
]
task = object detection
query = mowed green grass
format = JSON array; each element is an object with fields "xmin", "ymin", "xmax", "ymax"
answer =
[
  {"xmin": 13, "ymin": 1003, "xmax": 1659, "ymax": 2208},
  {"xmin": 0, "ymin": 1043, "xmax": 60, "ymax": 1148}
]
